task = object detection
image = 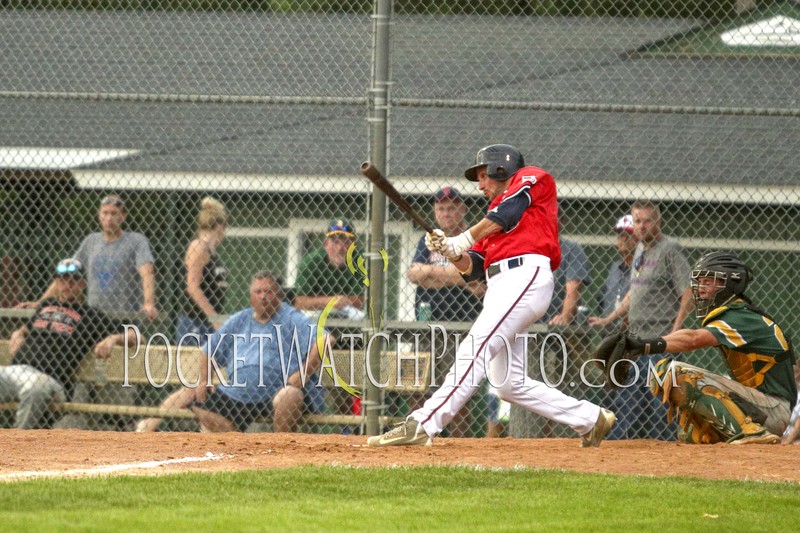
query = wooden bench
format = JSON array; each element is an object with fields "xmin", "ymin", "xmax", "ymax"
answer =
[{"xmin": 0, "ymin": 338, "xmax": 430, "ymax": 429}]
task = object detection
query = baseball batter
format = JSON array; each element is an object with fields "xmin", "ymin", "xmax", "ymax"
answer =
[{"xmin": 368, "ymin": 144, "xmax": 615, "ymax": 447}]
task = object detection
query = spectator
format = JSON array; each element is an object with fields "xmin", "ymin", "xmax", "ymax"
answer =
[
  {"xmin": 0, "ymin": 259, "xmax": 128, "ymax": 428},
  {"xmin": 542, "ymin": 237, "xmax": 591, "ymax": 326},
  {"xmin": 19, "ymin": 194, "xmax": 158, "ymax": 320},
  {"xmin": 176, "ymin": 197, "xmax": 229, "ymax": 345},
  {"xmin": 406, "ymin": 187, "xmax": 486, "ymax": 437},
  {"xmin": 590, "ymin": 200, "xmax": 693, "ymax": 440},
  {"xmin": 293, "ymin": 217, "xmax": 365, "ymax": 422},
  {"xmin": 623, "ymin": 252, "xmax": 795, "ymax": 444},
  {"xmin": 136, "ymin": 271, "xmax": 329, "ymax": 433},
  {"xmin": 586, "ymin": 214, "xmax": 638, "ymax": 439},
  {"xmin": 293, "ymin": 217, "xmax": 364, "ymax": 319},
  {"xmin": 407, "ymin": 187, "xmax": 484, "ymax": 322},
  {"xmin": 589, "ymin": 214, "xmax": 638, "ymax": 326}
]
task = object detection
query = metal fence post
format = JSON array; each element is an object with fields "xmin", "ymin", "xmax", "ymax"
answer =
[{"xmin": 365, "ymin": 0, "xmax": 392, "ymax": 436}]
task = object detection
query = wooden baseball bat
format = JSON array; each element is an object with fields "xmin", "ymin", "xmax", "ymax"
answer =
[{"xmin": 359, "ymin": 161, "xmax": 435, "ymax": 233}]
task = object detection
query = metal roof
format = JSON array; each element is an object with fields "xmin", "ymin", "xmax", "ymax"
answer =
[{"xmin": 1, "ymin": 11, "xmax": 797, "ymax": 187}]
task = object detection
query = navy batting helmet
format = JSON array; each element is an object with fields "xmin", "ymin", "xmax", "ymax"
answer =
[
  {"xmin": 691, "ymin": 251, "xmax": 752, "ymax": 318},
  {"xmin": 464, "ymin": 144, "xmax": 525, "ymax": 182}
]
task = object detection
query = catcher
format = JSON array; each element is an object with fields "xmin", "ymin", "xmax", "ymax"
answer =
[{"xmin": 594, "ymin": 251, "xmax": 797, "ymax": 444}]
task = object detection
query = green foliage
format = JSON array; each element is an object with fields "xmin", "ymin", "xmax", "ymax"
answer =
[
  {"xmin": 644, "ymin": 0, "xmax": 800, "ymax": 55},
  {"xmin": 1, "ymin": 0, "xmax": 750, "ymax": 18},
  {"xmin": 1, "ymin": 466, "xmax": 799, "ymax": 531},
  {"xmin": 397, "ymin": 0, "xmax": 754, "ymax": 19},
  {"xmin": 1, "ymin": 0, "xmax": 372, "ymax": 13}
]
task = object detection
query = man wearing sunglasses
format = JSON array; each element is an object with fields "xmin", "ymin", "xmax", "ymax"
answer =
[
  {"xmin": 1, "ymin": 259, "xmax": 129, "ymax": 428},
  {"xmin": 19, "ymin": 194, "xmax": 158, "ymax": 321}
]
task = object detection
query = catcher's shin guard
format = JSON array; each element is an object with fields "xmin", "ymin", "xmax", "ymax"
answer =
[
  {"xmin": 651, "ymin": 364, "xmax": 772, "ymax": 444},
  {"xmin": 689, "ymin": 384, "xmax": 771, "ymax": 443}
]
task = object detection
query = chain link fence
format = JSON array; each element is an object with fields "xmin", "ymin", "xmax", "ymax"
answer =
[{"xmin": 0, "ymin": 0, "xmax": 797, "ymax": 438}]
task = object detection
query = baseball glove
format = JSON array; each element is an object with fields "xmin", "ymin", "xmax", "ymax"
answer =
[{"xmin": 594, "ymin": 330, "xmax": 634, "ymax": 389}]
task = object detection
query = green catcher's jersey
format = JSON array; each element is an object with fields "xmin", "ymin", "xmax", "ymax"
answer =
[{"xmin": 702, "ymin": 300, "xmax": 796, "ymax": 406}]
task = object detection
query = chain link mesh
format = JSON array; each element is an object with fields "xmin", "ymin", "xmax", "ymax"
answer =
[{"xmin": 1, "ymin": 0, "xmax": 797, "ymax": 439}]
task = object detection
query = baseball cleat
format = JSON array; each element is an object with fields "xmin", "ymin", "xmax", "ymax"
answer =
[
  {"xmin": 730, "ymin": 431, "xmax": 780, "ymax": 445},
  {"xmin": 367, "ymin": 417, "xmax": 432, "ymax": 447},
  {"xmin": 580, "ymin": 408, "xmax": 617, "ymax": 448}
]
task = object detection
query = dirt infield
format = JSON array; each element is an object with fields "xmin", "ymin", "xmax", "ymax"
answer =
[{"xmin": 1, "ymin": 430, "xmax": 798, "ymax": 483}]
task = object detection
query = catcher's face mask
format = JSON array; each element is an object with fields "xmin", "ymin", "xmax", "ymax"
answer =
[{"xmin": 691, "ymin": 272, "xmax": 728, "ymax": 318}]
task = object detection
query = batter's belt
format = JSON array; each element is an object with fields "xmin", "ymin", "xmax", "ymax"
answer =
[{"xmin": 486, "ymin": 254, "xmax": 550, "ymax": 280}]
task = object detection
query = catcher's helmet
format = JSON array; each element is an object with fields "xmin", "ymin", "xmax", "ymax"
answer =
[
  {"xmin": 464, "ymin": 144, "xmax": 525, "ymax": 182},
  {"xmin": 691, "ymin": 251, "xmax": 752, "ymax": 318}
]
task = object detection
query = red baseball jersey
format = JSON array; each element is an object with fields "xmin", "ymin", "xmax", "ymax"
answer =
[{"xmin": 471, "ymin": 166, "xmax": 561, "ymax": 271}]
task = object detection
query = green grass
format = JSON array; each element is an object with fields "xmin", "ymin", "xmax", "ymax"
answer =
[{"xmin": 1, "ymin": 466, "xmax": 798, "ymax": 532}]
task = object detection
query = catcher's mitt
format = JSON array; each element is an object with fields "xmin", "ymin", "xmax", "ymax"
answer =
[{"xmin": 594, "ymin": 330, "xmax": 633, "ymax": 389}]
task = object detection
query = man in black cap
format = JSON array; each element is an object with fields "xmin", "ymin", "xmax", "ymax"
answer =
[
  {"xmin": 406, "ymin": 187, "xmax": 486, "ymax": 437},
  {"xmin": 407, "ymin": 187, "xmax": 484, "ymax": 322},
  {"xmin": 1, "ymin": 259, "xmax": 127, "ymax": 428}
]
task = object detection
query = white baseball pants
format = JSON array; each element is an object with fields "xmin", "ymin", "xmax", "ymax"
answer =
[{"xmin": 411, "ymin": 254, "xmax": 600, "ymax": 437}]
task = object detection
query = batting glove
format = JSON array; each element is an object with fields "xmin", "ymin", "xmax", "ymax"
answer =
[
  {"xmin": 443, "ymin": 230, "xmax": 475, "ymax": 259},
  {"xmin": 425, "ymin": 229, "xmax": 447, "ymax": 254}
]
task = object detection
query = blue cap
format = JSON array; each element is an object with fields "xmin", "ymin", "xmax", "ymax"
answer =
[{"xmin": 326, "ymin": 217, "xmax": 356, "ymax": 239}]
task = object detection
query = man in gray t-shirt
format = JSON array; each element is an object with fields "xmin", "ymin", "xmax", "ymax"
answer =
[
  {"xmin": 22, "ymin": 195, "xmax": 157, "ymax": 320},
  {"xmin": 74, "ymin": 195, "xmax": 157, "ymax": 318},
  {"xmin": 628, "ymin": 234, "xmax": 691, "ymax": 338},
  {"xmin": 594, "ymin": 201, "xmax": 693, "ymax": 441},
  {"xmin": 75, "ymin": 231, "xmax": 154, "ymax": 315}
]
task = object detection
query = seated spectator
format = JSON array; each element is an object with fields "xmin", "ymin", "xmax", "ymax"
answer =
[
  {"xmin": 136, "ymin": 270, "xmax": 330, "ymax": 433},
  {"xmin": 293, "ymin": 217, "xmax": 365, "ymax": 319},
  {"xmin": 0, "ymin": 259, "xmax": 128, "ymax": 429},
  {"xmin": 406, "ymin": 186, "xmax": 485, "ymax": 437}
]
